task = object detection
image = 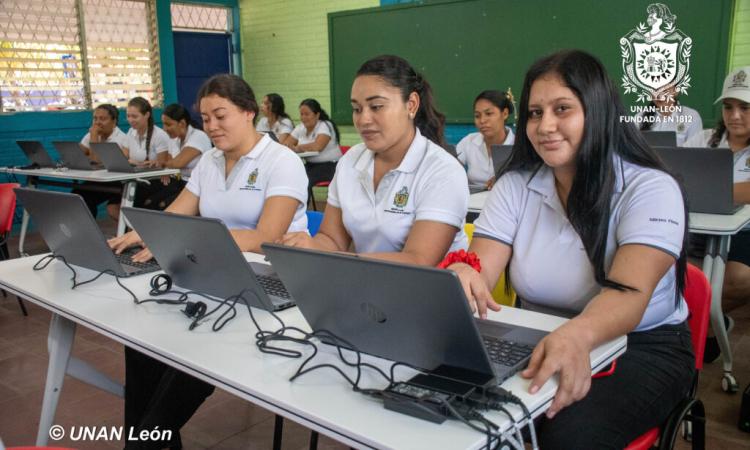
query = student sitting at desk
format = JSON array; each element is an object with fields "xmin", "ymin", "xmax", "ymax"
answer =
[
  {"xmin": 109, "ymin": 74, "xmax": 308, "ymax": 449},
  {"xmin": 150, "ymin": 103, "xmax": 213, "ymax": 209},
  {"xmin": 456, "ymin": 89, "xmax": 515, "ymax": 191},
  {"xmin": 637, "ymin": 86, "xmax": 703, "ymax": 146},
  {"xmin": 73, "ymin": 104, "xmax": 130, "ymax": 219},
  {"xmin": 256, "ymin": 92, "xmax": 294, "ymax": 142},
  {"xmin": 282, "ymin": 98, "xmax": 342, "ymax": 189},
  {"xmin": 449, "ymin": 50, "xmax": 694, "ymax": 449},
  {"xmin": 281, "ymin": 55, "xmax": 468, "ymax": 265}
]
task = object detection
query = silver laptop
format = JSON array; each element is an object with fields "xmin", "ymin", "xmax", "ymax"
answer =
[
  {"xmin": 262, "ymin": 243, "xmax": 548, "ymax": 385},
  {"xmin": 16, "ymin": 141, "xmax": 57, "ymax": 168},
  {"xmin": 121, "ymin": 207, "xmax": 295, "ymax": 311},
  {"xmin": 654, "ymin": 146, "xmax": 740, "ymax": 215},
  {"xmin": 90, "ymin": 142, "xmax": 162, "ymax": 173},
  {"xmin": 52, "ymin": 141, "xmax": 103, "ymax": 170},
  {"xmin": 14, "ymin": 188, "xmax": 159, "ymax": 277},
  {"xmin": 641, "ymin": 130, "xmax": 677, "ymax": 147}
]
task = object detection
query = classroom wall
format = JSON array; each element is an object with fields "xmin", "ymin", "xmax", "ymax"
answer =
[
  {"xmin": 731, "ymin": 0, "xmax": 750, "ymax": 68},
  {"xmin": 238, "ymin": 0, "xmax": 378, "ymax": 146}
]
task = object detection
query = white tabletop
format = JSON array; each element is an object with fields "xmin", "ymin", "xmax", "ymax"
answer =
[
  {"xmin": 296, "ymin": 151, "xmax": 318, "ymax": 158},
  {"xmin": 0, "ymin": 253, "xmax": 625, "ymax": 449},
  {"xmin": 0, "ymin": 166, "xmax": 179, "ymax": 182}
]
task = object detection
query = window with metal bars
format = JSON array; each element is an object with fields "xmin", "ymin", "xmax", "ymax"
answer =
[{"xmin": 0, "ymin": 0, "xmax": 163, "ymax": 112}]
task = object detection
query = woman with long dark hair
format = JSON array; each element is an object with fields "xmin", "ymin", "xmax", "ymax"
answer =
[
  {"xmin": 281, "ymin": 55, "xmax": 468, "ymax": 265},
  {"xmin": 257, "ymin": 93, "xmax": 294, "ymax": 142},
  {"xmin": 449, "ymin": 50, "xmax": 694, "ymax": 448}
]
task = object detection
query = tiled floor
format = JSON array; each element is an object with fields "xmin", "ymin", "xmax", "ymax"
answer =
[{"xmin": 0, "ymin": 217, "xmax": 749, "ymax": 449}]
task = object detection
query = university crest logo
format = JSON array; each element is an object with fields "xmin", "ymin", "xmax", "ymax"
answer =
[
  {"xmin": 393, "ymin": 187, "xmax": 409, "ymax": 209},
  {"xmin": 620, "ymin": 3, "xmax": 692, "ymax": 103},
  {"xmin": 247, "ymin": 168, "xmax": 258, "ymax": 187}
]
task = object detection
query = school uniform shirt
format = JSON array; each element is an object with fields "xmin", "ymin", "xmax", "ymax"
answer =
[
  {"xmin": 684, "ymin": 129, "xmax": 750, "ymax": 184},
  {"xmin": 125, "ymin": 126, "xmax": 171, "ymax": 162},
  {"xmin": 327, "ymin": 129, "xmax": 469, "ymax": 253},
  {"xmin": 290, "ymin": 120, "xmax": 341, "ymax": 164},
  {"xmin": 256, "ymin": 117, "xmax": 294, "ymax": 138},
  {"xmin": 636, "ymin": 105, "xmax": 703, "ymax": 146},
  {"xmin": 80, "ymin": 127, "xmax": 128, "ymax": 149},
  {"xmin": 473, "ymin": 155, "xmax": 688, "ymax": 331},
  {"xmin": 456, "ymin": 128, "xmax": 515, "ymax": 189},
  {"xmin": 168, "ymin": 125, "xmax": 212, "ymax": 179},
  {"xmin": 186, "ymin": 133, "xmax": 308, "ymax": 232}
]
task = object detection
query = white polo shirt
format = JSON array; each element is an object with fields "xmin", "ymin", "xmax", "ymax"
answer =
[
  {"xmin": 290, "ymin": 120, "xmax": 341, "ymax": 164},
  {"xmin": 636, "ymin": 105, "xmax": 703, "ymax": 146},
  {"xmin": 327, "ymin": 129, "xmax": 469, "ymax": 254},
  {"xmin": 80, "ymin": 127, "xmax": 128, "ymax": 149},
  {"xmin": 125, "ymin": 126, "xmax": 171, "ymax": 162},
  {"xmin": 168, "ymin": 125, "xmax": 212, "ymax": 179},
  {"xmin": 684, "ymin": 129, "xmax": 750, "ymax": 183},
  {"xmin": 186, "ymin": 134, "xmax": 308, "ymax": 232},
  {"xmin": 456, "ymin": 128, "xmax": 515, "ymax": 189},
  {"xmin": 474, "ymin": 156, "xmax": 688, "ymax": 331},
  {"xmin": 257, "ymin": 117, "xmax": 294, "ymax": 138}
]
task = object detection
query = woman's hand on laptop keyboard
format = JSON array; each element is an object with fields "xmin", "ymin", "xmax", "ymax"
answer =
[
  {"xmin": 108, "ymin": 230, "xmax": 144, "ymax": 254},
  {"xmin": 449, "ymin": 262, "xmax": 500, "ymax": 319}
]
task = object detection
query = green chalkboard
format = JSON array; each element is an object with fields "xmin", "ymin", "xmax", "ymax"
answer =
[{"xmin": 328, "ymin": 0, "xmax": 732, "ymax": 126}]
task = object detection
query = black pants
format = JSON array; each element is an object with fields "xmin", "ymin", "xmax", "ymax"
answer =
[
  {"xmin": 535, "ymin": 322, "xmax": 695, "ymax": 449},
  {"xmin": 124, "ymin": 347, "xmax": 215, "ymax": 450},
  {"xmin": 72, "ymin": 181, "xmax": 122, "ymax": 217},
  {"xmin": 134, "ymin": 178, "xmax": 185, "ymax": 211},
  {"xmin": 305, "ymin": 161, "xmax": 337, "ymax": 190},
  {"xmin": 728, "ymin": 229, "xmax": 750, "ymax": 267}
]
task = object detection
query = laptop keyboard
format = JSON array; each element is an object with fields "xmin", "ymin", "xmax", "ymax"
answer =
[
  {"xmin": 482, "ymin": 336, "xmax": 535, "ymax": 367},
  {"xmin": 115, "ymin": 248, "xmax": 160, "ymax": 274},
  {"xmin": 256, "ymin": 274, "xmax": 291, "ymax": 299}
]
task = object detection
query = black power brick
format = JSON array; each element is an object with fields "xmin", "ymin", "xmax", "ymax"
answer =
[{"xmin": 382, "ymin": 373, "xmax": 478, "ymax": 423}]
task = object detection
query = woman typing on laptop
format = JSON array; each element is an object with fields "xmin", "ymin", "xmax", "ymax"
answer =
[
  {"xmin": 449, "ymin": 50, "xmax": 694, "ymax": 449},
  {"xmin": 108, "ymin": 74, "xmax": 308, "ymax": 449},
  {"xmin": 280, "ymin": 55, "xmax": 468, "ymax": 266}
]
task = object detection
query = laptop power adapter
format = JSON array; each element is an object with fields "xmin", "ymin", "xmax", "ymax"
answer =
[{"xmin": 382, "ymin": 373, "xmax": 477, "ymax": 423}]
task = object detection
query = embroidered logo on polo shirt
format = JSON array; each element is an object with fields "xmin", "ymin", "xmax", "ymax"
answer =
[
  {"xmin": 393, "ymin": 187, "xmax": 409, "ymax": 209},
  {"xmin": 240, "ymin": 168, "xmax": 262, "ymax": 192},
  {"xmin": 745, "ymin": 158, "xmax": 750, "ymax": 169}
]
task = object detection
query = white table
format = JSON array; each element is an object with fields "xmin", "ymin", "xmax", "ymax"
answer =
[
  {"xmin": 0, "ymin": 167, "xmax": 179, "ymax": 254},
  {"xmin": 0, "ymin": 253, "xmax": 625, "ymax": 449},
  {"xmin": 469, "ymin": 192, "xmax": 750, "ymax": 392},
  {"xmin": 296, "ymin": 151, "xmax": 318, "ymax": 159}
]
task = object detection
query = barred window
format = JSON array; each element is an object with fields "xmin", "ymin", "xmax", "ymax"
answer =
[
  {"xmin": 171, "ymin": 3, "xmax": 230, "ymax": 33},
  {"xmin": 0, "ymin": 0, "xmax": 162, "ymax": 112}
]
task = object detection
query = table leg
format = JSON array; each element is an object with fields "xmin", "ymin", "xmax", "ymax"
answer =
[
  {"xmin": 36, "ymin": 313, "xmax": 76, "ymax": 446},
  {"xmin": 117, "ymin": 180, "xmax": 137, "ymax": 236},
  {"xmin": 17, "ymin": 178, "xmax": 37, "ymax": 256},
  {"xmin": 66, "ymin": 357, "xmax": 124, "ymax": 397},
  {"xmin": 704, "ymin": 235, "xmax": 738, "ymax": 392}
]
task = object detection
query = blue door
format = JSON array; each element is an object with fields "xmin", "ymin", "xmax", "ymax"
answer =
[{"xmin": 173, "ymin": 31, "xmax": 232, "ymax": 127}]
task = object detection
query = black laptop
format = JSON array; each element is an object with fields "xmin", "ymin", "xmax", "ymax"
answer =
[
  {"xmin": 16, "ymin": 141, "xmax": 57, "ymax": 168},
  {"xmin": 122, "ymin": 207, "xmax": 295, "ymax": 311},
  {"xmin": 262, "ymin": 243, "xmax": 548, "ymax": 385},
  {"xmin": 641, "ymin": 130, "xmax": 677, "ymax": 147},
  {"xmin": 52, "ymin": 141, "xmax": 103, "ymax": 170},
  {"xmin": 654, "ymin": 146, "xmax": 740, "ymax": 214},
  {"xmin": 14, "ymin": 188, "xmax": 159, "ymax": 277},
  {"xmin": 90, "ymin": 142, "xmax": 162, "ymax": 173}
]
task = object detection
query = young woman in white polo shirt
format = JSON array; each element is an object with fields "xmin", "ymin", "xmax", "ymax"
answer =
[
  {"xmin": 281, "ymin": 55, "xmax": 468, "ymax": 265},
  {"xmin": 282, "ymin": 98, "xmax": 342, "ymax": 189},
  {"xmin": 637, "ymin": 86, "xmax": 703, "ymax": 146},
  {"xmin": 448, "ymin": 50, "xmax": 694, "ymax": 448},
  {"xmin": 257, "ymin": 93, "xmax": 294, "ymax": 142},
  {"xmin": 109, "ymin": 74, "xmax": 308, "ymax": 449},
  {"xmin": 456, "ymin": 89, "xmax": 515, "ymax": 190},
  {"xmin": 74, "ymin": 104, "xmax": 129, "ymax": 219}
]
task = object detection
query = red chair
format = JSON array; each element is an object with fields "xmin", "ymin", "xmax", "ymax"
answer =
[
  {"xmin": 309, "ymin": 146, "xmax": 350, "ymax": 211},
  {"xmin": 0, "ymin": 183, "xmax": 25, "ymax": 315},
  {"xmin": 623, "ymin": 263, "xmax": 709, "ymax": 450}
]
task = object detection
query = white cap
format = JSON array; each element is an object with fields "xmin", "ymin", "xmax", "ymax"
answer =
[{"xmin": 715, "ymin": 66, "xmax": 750, "ymax": 104}]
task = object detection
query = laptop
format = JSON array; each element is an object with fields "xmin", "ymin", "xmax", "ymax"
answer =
[
  {"xmin": 121, "ymin": 207, "xmax": 295, "ymax": 311},
  {"xmin": 445, "ymin": 144, "xmax": 458, "ymax": 159},
  {"xmin": 16, "ymin": 141, "xmax": 57, "ymax": 168},
  {"xmin": 14, "ymin": 188, "xmax": 160, "ymax": 277},
  {"xmin": 641, "ymin": 130, "xmax": 677, "ymax": 147},
  {"xmin": 490, "ymin": 144, "xmax": 513, "ymax": 174},
  {"xmin": 654, "ymin": 146, "xmax": 740, "ymax": 215},
  {"xmin": 52, "ymin": 141, "xmax": 103, "ymax": 170},
  {"xmin": 90, "ymin": 142, "xmax": 163, "ymax": 173},
  {"xmin": 262, "ymin": 243, "xmax": 548, "ymax": 385}
]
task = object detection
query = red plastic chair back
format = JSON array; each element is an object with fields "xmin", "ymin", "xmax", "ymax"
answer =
[
  {"xmin": 684, "ymin": 263, "xmax": 711, "ymax": 370},
  {"xmin": 0, "ymin": 183, "xmax": 19, "ymax": 234},
  {"xmin": 340, "ymin": 145, "xmax": 351, "ymax": 155}
]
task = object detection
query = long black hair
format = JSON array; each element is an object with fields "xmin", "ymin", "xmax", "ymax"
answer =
[
  {"xmin": 196, "ymin": 74, "xmax": 259, "ymax": 125},
  {"xmin": 265, "ymin": 93, "xmax": 292, "ymax": 121},
  {"xmin": 95, "ymin": 103, "xmax": 119, "ymax": 124},
  {"xmin": 356, "ymin": 55, "xmax": 446, "ymax": 148},
  {"xmin": 474, "ymin": 89, "xmax": 514, "ymax": 120},
  {"xmin": 300, "ymin": 98, "xmax": 340, "ymax": 144},
  {"xmin": 128, "ymin": 97, "xmax": 154, "ymax": 159},
  {"xmin": 505, "ymin": 49, "xmax": 688, "ymax": 300}
]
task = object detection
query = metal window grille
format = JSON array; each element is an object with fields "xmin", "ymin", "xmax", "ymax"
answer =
[
  {"xmin": 0, "ymin": 0, "xmax": 162, "ymax": 112},
  {"xmin": 171, "ymin": 3, "xmax": 230, "ymax": 33}
]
